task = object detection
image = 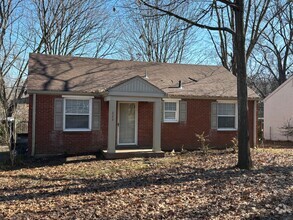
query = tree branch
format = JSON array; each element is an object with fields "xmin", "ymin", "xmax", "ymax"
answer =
[
  {"xmin": 139, "ymin": 0, "xmax": 235, "ymax": 35},
  {"xmin": 217, "ymin": 0, "xmax": 240, "ymax": 10}
]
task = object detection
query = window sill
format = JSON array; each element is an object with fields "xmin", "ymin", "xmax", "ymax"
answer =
[
  {"xmin": 163, "ymin": 120, "xmax": 179, "ymax": 123},
  {"xmin": 217, "ymin": 128, "xmax": 237, "ymax": 131},
  {"xmin": 63, "ymin": 129, "xmax": 92, "ymax": 132}
]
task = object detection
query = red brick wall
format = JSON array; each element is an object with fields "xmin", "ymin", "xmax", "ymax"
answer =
[
  {"xmin": 28, "ymin": 95, "xmax": 256, "ymax": 155},
  {"xmin": 137, "ymin": 102, "xmax": 153, "ymax": 147},
  {"xmin": 161, "ymin": 99, "xmax": 255, "ymax": 151},
  {"xmin": 28, "ymin": 95, "xmax": 108, "ymax": 155}
]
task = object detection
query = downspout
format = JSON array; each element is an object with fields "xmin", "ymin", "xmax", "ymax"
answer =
[{"xmin": 31, "ymin": 94, "xmax": 36, "ymax": 156}]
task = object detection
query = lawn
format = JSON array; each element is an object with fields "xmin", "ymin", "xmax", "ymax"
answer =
[{"xmin": 0, "ymin": 148, "xmax": 292, "ymax": 219}]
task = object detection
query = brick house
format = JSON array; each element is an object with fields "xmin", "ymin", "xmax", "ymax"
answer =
[{"xmin": 27, "ymin": 53, "xmax": 259, "ymax": 157}]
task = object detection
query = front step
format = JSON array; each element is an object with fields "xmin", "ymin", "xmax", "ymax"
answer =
[{"xmin": 102, "ymin": 149, "xmax": 165, "ymax": 159}]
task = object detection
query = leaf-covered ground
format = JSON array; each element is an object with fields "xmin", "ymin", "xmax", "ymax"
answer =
[{"xmin": 0, "ymin": 148, "xmax": 292, "ymax": 219}]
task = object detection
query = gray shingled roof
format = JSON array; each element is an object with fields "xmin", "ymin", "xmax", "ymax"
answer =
[{"xmin": 27, "ymin": 53, "xmax": 259, "ymax": 99}]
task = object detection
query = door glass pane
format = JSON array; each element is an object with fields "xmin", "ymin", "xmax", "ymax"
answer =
[{"xmin": 119, "ymin": 103, "xmax": 136, "ymax": 144}]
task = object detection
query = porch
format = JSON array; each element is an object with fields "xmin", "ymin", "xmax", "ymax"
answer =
[{"xmin": 104, "ymin": 76, "xmax": 165, "ymax": 158}]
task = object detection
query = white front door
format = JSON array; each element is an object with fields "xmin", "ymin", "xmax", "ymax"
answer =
[{"xmin": 117, "ymin": 102, "xmax": 138, "ymax": 145}]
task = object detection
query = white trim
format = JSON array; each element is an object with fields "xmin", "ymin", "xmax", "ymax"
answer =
[
  {"xmin": 27, "ymin": 90, "xmax": 100, "ymax": 96},
  {"xmin": 109, "ymin": 91, "xmax": 164, "ymax": 98},
  {"xmin": 217, "ymin": 128, "xmax": 238, "ymax": 131},
  {"xmin": 162, "ymin": 98, "xmax": 181, "ymax": 101},
  {"xmin": 117, "ymin": 102, "xmax": 138, "ymax": 145},
  {"xmin": 105, "ymin": 96, "xmax": 160, "ymax": 102},
  {"xmin": 62, "ymin": 95, "xmax": 94, "ymax": 99},
  {"xmin": 216, "ymin": 101, "xmax": 238, "ymax": 131},
  {"xmin": 63, "ymin": 97, "xmax": 93, "ymax": 132},
  {"xmin": 163, "ymin": 99, "xmax": 180, "ymax": 123},
  {"xmin": 153, "ymin": 100, "xmax": 162, "ymax": 152},
  {"xmin": 217, "ymin": 100, "xmax": 237, "ymax": 103},
  {"xmin": 107, "ymin": 100, "xmax": 117, "ymax": 153}
]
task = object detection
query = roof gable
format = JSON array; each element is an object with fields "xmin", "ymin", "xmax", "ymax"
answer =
[
  {"xmin": 264, "ymin": 75, "xmax": 293, "ymax": 102},
  {"xmin": 108, "ymin": 76, "xmax": 165, "ymax": 98}
]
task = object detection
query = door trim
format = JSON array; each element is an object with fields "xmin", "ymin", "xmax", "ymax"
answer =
[{"xmin": 117, "ymin": 102, "xmax": 138, "ymax": 145}]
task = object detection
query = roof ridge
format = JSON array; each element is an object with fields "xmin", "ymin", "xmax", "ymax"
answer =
[{"xmin": 29, "ymin": 53, "xmax": 224, "ymax": 68}]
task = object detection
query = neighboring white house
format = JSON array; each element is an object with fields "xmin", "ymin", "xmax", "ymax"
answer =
[{"xmin": 264, "ymin": 75, "xmax": 293, "ymax": 141}]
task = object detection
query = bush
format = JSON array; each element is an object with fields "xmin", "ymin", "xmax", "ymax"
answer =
[
  {"xmin": 231, "ymin": 137, "xmax": 238, "ymax": 153},
  {"xmin": 0, "ymin": 124, "xmax": 5, "ymax": 145},
  {"xmin": 195, "ymin": 132, "xmax": 209, "ymax": 155},
  {"xmin": 280, "ymin": 119, "xmax": 293, "ymax": 137}
]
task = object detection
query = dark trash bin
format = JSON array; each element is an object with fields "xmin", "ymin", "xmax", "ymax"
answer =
[{"xmin": 11, "ymin": 133, "xmax": 28, "ymax": 155}]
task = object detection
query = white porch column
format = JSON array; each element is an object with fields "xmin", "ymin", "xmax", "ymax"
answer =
[
  {"xmin": 153, "ymin": 99, "xmax": 162, "ymax": 152},
  {"xmin": 107, "ymin": 100, "xmax": 117, "ymax": 153}
]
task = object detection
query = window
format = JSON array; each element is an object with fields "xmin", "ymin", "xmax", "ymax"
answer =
[
  {"xmin": 217, "ymin": 103, "xmax": 237, "ymax": 130},
  {"xmin": 164, "ymin": 100, "xmax": 179, "ymax": 122},
  {"xmin": 64, "ymin": 98, "xmax": 92, "ymax": 131}
]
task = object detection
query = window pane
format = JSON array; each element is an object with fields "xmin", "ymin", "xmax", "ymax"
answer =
[
  {"xmin": 66, "ymin": 100, "xmax": 89, "ymax": 114},
  {"xmin": 165, "ymin": 112, "xmax": 176, "ymax": 120},
  {"xmin": 218, "ymin": 116, "xmax": 235, "ymax": 128},
  {"xmin": 165, "ymin": 102, "xmax": 177, "ymax": 111},
  {"xmin": 218, "ymin": 103, "xmax": 235, "ymax": 115},
  {"xmin": 65, "ymin": 115, "xmax": 89, "ymax": 129}
]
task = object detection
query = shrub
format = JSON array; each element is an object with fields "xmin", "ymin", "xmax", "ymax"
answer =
[
  {"xmin": 195, "ymin": 132, "xmax": 209, "ymax": 155},
  {"xmin": 231, "ymin": 137, "xmax": 238, "ymax": 153},
  {"xmin": 0, "ymin": 123, "xmax": 6, "ymax": 145},
  {"xmin": 280, "ymin": 119, "xmax": 293, "ymax": 137}
]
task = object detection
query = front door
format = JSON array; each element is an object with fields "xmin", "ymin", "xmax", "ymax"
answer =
[{"xmin": 117, "ymin": 102, "xmax": 137, "ymax": 145}]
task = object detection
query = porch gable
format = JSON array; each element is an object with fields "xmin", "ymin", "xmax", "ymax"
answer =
[{"xmin": 107, "ymin": 76, "xmax": 165, "ymax": 98}]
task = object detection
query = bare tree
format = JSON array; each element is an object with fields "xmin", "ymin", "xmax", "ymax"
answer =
[
  {"xmin": 1, "ymin": 0, "xmax": 118, "ymax": 165},
  {"xmin": 252, "ymin": 0, "xmax": 292, "ymax": 87},
  {"xmin": 247, "ymin": 68, "xmax": 279, "ymax": 98},
  {"xmin": 209, "ymin": 0, "xmax": 272, "ymax": 74},
  {"xmin": 27, "ymin": 0, "xmax": 117, "ymax": 57},
  {"xmin": 119, "ymin": 0, "xmax": 201, "ymax": 63},
  {"xmin": 139, "ymin": 0, "xmax": 259, "ymax": 169},
  {"xmin": 0, "ymin": 0, "xmax": 28, "ymax": 165},
  {"xmin": 209, "ymin": 0, "xmax": 292, "ymax": 98}
]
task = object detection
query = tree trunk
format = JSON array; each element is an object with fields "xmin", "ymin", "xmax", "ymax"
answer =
[
  {"xmin": 235, "ymin": 0, "xmax": 252, "ymax": 169},
  {"xmin": 278, "ymin": 70, "xmax": 286, "ymax": 85}
]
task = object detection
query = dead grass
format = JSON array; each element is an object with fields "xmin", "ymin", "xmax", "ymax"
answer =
[{"xmin": 0, "ymin": 148, "xmax": 292, "ymax": 219}]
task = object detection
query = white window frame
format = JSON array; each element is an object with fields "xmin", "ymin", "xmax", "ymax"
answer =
[
  {"xmin": 217, "ymin": 100, "xmax": 238, "ymax": 131},
  {"xmin": 62, "ymin": 96, "xmax": 93, "ymax": 131},
  {"xmin": 163, "ymin": 99, "xmax": 180, "ymax": 123}
]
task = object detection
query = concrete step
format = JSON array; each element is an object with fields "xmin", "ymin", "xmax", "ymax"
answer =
[{"xmin": 102, "ymin": 149, "xmax": 165, "ymax": 159}]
